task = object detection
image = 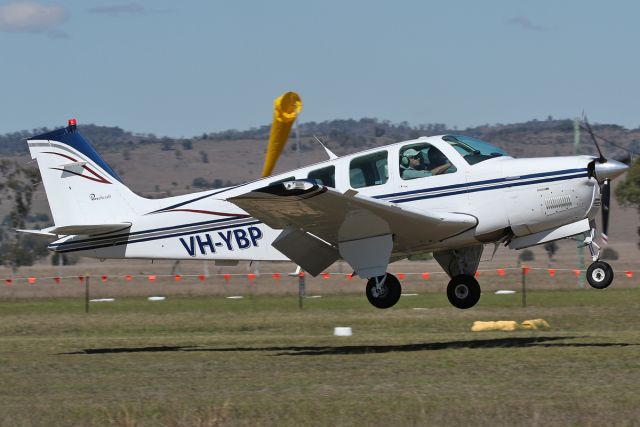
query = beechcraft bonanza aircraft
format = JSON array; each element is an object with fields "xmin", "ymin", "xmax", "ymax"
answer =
[{"xmin": 24, "ymin": 119, "xmax": 628, "ymax": 309}]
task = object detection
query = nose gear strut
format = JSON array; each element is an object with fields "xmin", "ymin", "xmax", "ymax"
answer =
[{"xmin": 582, "ymin": 228, "xmax": 601, "ymax": 262}]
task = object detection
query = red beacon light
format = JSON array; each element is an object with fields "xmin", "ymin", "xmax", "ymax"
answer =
[{"xmin": 68, "ymin": 118, "xmax": 77, "ymax": 128}]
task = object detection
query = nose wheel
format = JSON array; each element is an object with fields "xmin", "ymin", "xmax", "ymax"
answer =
[
  {"xmin": 366, "ymin": 273, "xmax": 401, "ymax": 309},
  {"xmin": 586, "ymin": 261, "xmax": 614, "ymax": 289},
  {"xmin": 447, "ymin": 274, "xmax": 481, "ymax": 309}
]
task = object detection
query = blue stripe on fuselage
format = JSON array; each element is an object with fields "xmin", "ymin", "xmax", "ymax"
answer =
[
  {"xmin": 49, "ymin": 168, "xmax": 590, "ymax": 253},
  {"xmin": 389, "ymin": 172, "xmax": 588, "ymax": 204},
  {"xmin": 374, "ymin": 168, "xmax": 588, "ymax": 201}
]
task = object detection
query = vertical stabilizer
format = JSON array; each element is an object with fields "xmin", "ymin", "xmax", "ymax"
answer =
[{"xmin": 27, "ymin": 120, "xmax": 150, "ymax": 230}]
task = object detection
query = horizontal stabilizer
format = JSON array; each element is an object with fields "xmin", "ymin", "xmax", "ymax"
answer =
[
  {"xmin": 16, "ymin": 228, "xmax": 57, "ymax": 237},
  {"xmin": 18, "ymin": 223, "xmax": 133, "ymax": 237}
]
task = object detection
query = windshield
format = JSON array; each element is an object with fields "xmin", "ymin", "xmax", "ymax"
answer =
[{"xmin": 443, "ymin": 135, "xmax": 508, "ymax": 165}]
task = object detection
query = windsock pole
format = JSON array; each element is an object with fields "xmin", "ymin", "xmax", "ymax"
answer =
[{"xmin": 262, "ymin": 92, "xmax": 302, "ymax": 177}]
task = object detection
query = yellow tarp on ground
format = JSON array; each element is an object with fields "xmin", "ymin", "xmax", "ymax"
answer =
[
  {"xmin": 262, "ymin": 92, "xmax": 302, "ymax": 177},
  {"xmin": 519, "ymin": 318, "xmax": 550, "ymax": 330},
  {"xmin": 471, "ymin": 319, "xmax": 550, "ymax": 332},
  {"xmin": 472, "ymin": 321, "xmax": 519, "ymax": 332}
]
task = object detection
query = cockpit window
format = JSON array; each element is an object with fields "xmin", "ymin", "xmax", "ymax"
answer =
[
  {"xmin": 399, "ymin": 143, "xmax": 457, "ymax": 180},
  {"xmin": 443, "ymin": 135, "xmax": 508, "ymax": 165}
]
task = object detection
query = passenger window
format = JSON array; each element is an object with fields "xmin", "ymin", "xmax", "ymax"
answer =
[
  {"xmin": 349, "ymin": 151, "xmax": 388, "ymax": 188},
  {"xmin": 399, "ymin": 143, "xmax": 457, "ymax": 180},
  {"xmin": 307, "ymin": 166, "xmax": 335, "ymax": 187}
]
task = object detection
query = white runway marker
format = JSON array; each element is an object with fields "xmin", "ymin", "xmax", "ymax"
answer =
[
  {"xmin": 148, "ymin": 296, "xmax": 166, "ymax": 301},
  {"xmin": 226, "ymin": 296, "xmax": 244, "ymax": 299},
  {"xmin": 495, "ymin": 290, "xmax": 516, "ymax": 295},
  {"xmin": 90, "ymin": 298, "xmax": 115, "ymax": 302},
  {"xmin": 334, "ymin": 327, "xmax": 352, "ymax": 336}
]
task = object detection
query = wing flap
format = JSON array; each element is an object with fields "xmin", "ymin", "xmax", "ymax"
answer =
[
  {"xmin": 272, "ymin": 229, "xmax": 340, "ymax": 276},
  {"xmin": 228, "ymin": 181, "xmax": 477, "ymax": 252}
]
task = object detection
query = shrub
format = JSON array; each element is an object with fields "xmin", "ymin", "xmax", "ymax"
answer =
[{"xmin": 519, "ymin": 249, "xmax": 535, "ymax": 262}]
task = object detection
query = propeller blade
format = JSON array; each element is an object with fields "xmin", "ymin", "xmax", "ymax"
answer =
[
  {"xmin": 582, "ymin": 114, "xmax": 607, "ymax": 163},
  {"xmin": 601, "ymin": 179, "xmax": 610, "ymax": 244}
]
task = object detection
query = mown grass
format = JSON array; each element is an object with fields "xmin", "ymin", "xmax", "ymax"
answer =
[{"xmin": 1, "ymin": 289, "xmax": 639, "ymax": 426}]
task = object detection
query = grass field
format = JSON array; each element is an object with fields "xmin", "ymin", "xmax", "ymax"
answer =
[{"xmin": 1, "ymin": 289, "xmax": 639, "ymax": 426}]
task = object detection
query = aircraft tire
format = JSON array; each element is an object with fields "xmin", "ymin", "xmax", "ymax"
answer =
[
  {"xmin": 366, "ymin": 273, "xmax": 401, "ymax": 309},
  {"xmin": 587, "ymin": 261, "xmax": 614, "ymax": 289},
  {"xmin": 447, "ymin": 274, "xmax": 481, "ymax": 309}
]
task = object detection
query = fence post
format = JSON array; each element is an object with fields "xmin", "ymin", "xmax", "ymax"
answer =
[
  {"xmin": 298, "ymin": 272, "xmax": 305, "ymax": 310},
  {"xmin": 85, "ymin": 274, "xmax": 90, "ymax": 314},
  {"xmin": 521, "ymin": 267, "xmax": 527, "ymax": 308}
]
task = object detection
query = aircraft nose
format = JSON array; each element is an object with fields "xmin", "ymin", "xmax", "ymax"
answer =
[{"xmin": 594, "ymin": 159, "xmax": 629, "ymax": 181}]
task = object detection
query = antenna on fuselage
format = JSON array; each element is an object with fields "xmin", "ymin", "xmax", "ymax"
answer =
[{"xmin": 313, "ymin": 135, "xmax": 338, "ymax": 160}]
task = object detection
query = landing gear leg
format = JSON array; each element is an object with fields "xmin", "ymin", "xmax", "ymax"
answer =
[
  {"xmin": 583, "ymin": 229, "xmax": 614, "ymax": 289},
  {"xmin": 584, "ymin": 228, "xmax": 601, "ymax": 262},
  {"xmin": 365, "ymin": 273, "xmax": 401, "ymax": 309},
  {"xmin": 434, "ymin": 246, "xmax": 484, "ymax": 309},
  {"xmin": 446, "ymin": 274, "xmax": 481, "ymax": 309}
]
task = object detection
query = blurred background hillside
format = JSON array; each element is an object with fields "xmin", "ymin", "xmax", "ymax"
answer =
[{"xmin": 1, "ymin": 116, "xmax": 638, "ymax": 283}]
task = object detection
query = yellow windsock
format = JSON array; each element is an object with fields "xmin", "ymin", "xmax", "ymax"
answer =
[{"xmin": 262, "ymin": 91, "xmax": 302, "ymax": 177}]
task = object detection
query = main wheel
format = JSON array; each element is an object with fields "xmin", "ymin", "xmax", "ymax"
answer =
[
  {"xmin": 365, "ymin": 273, "xmax": 401, "ymax": 309},
  {"xmin": 587, "ymin": 261, "xmax": 614, "ymax": 289},
  {"xmin": 447, "ymin": 274, "xmax": 481, "ymax": 309}
]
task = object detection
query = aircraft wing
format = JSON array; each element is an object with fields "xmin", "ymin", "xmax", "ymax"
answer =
[{"xmin": 228, "ymin": 181, "xmax": 477, "ymax": 254}]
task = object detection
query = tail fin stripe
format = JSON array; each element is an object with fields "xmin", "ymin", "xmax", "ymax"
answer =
[
  {"xmin": 44, "ymin": 151, "xmax": 112, "ymax": 184},
  {"xmin": 50, "ymin": 167, "xmax": 111, "ymax": 184}
]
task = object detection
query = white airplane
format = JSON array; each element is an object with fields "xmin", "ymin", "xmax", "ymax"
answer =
[{"xmin": 24, "ymin": 119, "xmax": 628, "ymax": 309}]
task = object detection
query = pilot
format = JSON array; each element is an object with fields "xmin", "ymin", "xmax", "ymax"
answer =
[
  {"xmin": 401, "ymin": 148, "xmax": 432, "ymax": 179},
  {"xmin": 427, "ymin": 147, "xmax": 453, "ymax": 175}
]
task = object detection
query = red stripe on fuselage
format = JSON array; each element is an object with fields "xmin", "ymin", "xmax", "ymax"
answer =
[{"xmin": 162, "ymin": 209, "xmax": 250, "ymax": 217}]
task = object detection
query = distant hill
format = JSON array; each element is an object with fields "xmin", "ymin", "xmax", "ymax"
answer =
[
  {"xmin": 1, "ymin": 116, "xmax": 639, "ymax": 257},
  {"xmin": 2, "ymin": 117, "xmax": 640, "ymax": 159}
]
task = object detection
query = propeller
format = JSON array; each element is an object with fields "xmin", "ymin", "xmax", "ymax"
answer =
[{"xmin": 581, "ymin": 115, "xmax": 629, "ymax": 245}]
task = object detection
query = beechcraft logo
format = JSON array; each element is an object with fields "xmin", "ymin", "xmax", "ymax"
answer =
[{"xmin": 90, "ymin": 193, "xmax": 112, "ymax": 201}]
